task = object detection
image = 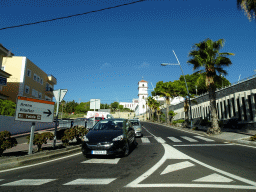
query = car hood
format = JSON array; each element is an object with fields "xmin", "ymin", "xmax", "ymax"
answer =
[
  {"xmin": 86, "ymin": 130, "xmax": 123, "ymax": 143},
  {"xmin": 133, "ymin": 126, "xmax": 141, "ymax": 129}
]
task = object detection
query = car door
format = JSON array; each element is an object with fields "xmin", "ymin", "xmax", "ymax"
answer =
[{"xmin": 126, "ymin": 121, "xmax": 135, "ymax": 145}]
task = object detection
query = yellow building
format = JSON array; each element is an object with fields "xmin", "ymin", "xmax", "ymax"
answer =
[
  {"xmin": 1, "ymin": 56, "xmax": 57, "ymax": 103},
  {"xmin": 0, "ymin": 44, "xmax": 13, "ymax": 100}
]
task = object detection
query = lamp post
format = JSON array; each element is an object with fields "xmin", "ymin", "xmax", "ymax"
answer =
[{"xmin": 161, "ymin": 50, "xmax": 193, "ymax": 129}]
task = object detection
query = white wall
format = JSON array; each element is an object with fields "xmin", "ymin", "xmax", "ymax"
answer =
[{"xmin": 0, "ymin": 115, "xmax": 55, "ymax": 135}]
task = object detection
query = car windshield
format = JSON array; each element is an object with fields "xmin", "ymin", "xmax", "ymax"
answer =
[
  {"xmin": 130, "ymin": 121, "xmax": 139, "ymax": 126},
  {"xmin": 93, "ymin": 120, "xmax": 124, "ymax": 130}
]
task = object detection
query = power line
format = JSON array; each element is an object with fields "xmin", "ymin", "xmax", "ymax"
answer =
[{"xmin": 0, "ymin": 0, "xmax": 146, "ymax": 31}]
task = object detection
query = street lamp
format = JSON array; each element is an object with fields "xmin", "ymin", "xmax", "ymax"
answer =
[{"xmin": 161, "ymin": 50, "xmax": 193, "ymax": 129}]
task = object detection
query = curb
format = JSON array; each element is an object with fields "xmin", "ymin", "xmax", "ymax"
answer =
[
  {"xmin": 143, "ymin": 121, "xmax": 256, "ymax": 147},
  {"xmin": 0, "ymin": 145, "xmax": 81, "ymax": 171}
]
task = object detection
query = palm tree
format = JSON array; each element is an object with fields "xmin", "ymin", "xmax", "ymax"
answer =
[
  {"xmin": 146, "ymin": 97, "xmax": 154, "ymax": 121},
  {"xmin": 237, "ymin": 0, "xmax": 256, "ymax": 21},
  {"xmin": 187, "ymin": 38, "xmax": 234, "ymax": 134}
]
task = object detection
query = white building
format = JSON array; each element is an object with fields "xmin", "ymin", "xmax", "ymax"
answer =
[
  {"xmin": 135, "ymin": 79, "xmax": 148, "ymax": 116},
  {"xmin": 119, "ymin": 98, "xmax": 138, "ymax": 111}
]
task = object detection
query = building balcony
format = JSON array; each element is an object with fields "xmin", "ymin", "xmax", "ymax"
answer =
[
  {"xmin": 47, "ymin": 75, "xmax": 57, "ymax": 85},
  {"xmin": 45, "ymin": 87, "xmax": 54, "ymax": 96}
]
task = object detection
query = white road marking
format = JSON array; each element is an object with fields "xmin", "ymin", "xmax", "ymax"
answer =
[
  {"xmin": 167, "ymin": 137, "xmax": 182, "ymax": 142},
  {"xmin": 141, "ymin": 138, "xmax": 150, "ymax": 143},
  {"xmin": 155, "ymin": 137, "xmax": 166, "ymax": 144},
  {"xmin": 161, "ymin": 161, "xmax": 195, "ymax": 175},
  {"xmin": 193, "ymin": 173, "xmax": 233, "ymax": 183},
  {"xmin": 1, "ymin": 179, "xmax": 56, "ymax": 186},
  {"xmin": 181, "ymin": 136, "xmax": 198, "ymax": 142},
  {"xmin": 233, "ymin": 143, "xmax": 256, "ymax": 149},
  {"xmin": 173, "ymin": 144, "xmax": 234, "ymax": 147},
  {"xmin": 125, "ymin": 144, "xmax": 256, "ymax": 189},
  {"xmin": 81, "ymin": 158, "xmax": 120, "ymax": 164},
  {"xmin": 194, "ymin": 136, "xmax": 214, "ymax": 142},
  {"xmin": 63, "ymin": 178, "xmax": 116, "ymax": 185},
  {"xmin": 0, "ymin": 152, "xmax": 82, "ymax": 173}
]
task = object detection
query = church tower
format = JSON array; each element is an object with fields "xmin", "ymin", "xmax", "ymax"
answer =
[{"xmin": 138, "ymin": 79, "xmax": 148, "ymax": 114}]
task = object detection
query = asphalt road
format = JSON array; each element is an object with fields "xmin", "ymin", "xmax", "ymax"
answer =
[{"xmin": 1, "ymin": 122, "xmax": 256, "ymax": 192}]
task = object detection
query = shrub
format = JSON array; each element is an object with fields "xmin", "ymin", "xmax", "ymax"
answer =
[
  {"xmin": 172, "ymin": 119, "xmax": 185, "ymax": 125},
  {"xmin": 0, "ymin": 131, "xmax": 17, "ymax": 156},
  {"xmin": 27, "ymin": 132, "xmax": 54, "ymax": 151},
  {"xmin": 61, "ymin": 126, "xmax": 88, "ymax": 146},
  {"xmin": 160, "ymin": 113, "xmax": 166, "ymax": 123}
]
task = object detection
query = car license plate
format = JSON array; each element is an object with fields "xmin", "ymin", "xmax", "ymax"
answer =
[{"xmin": 91, "ymin": 150, "xmax": 107, "ymax": 155}]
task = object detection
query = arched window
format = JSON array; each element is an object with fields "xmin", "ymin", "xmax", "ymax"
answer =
[
  {"xmin": 143, "ymin": 105, "xmax": 145, "ymax": 108},
  {"xmin": 142, "ymin": 84, "xmax": 144, "ymax": 87},
  {"xmin": 142, "ymin": 96, "xmax": 144, "ymax": 99}
]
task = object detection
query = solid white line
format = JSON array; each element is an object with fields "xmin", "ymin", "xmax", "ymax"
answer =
[
  {"xmin": 181, "ymin": 136, "xmax": 198, "ymax": 142},
  {"xmin": 63, "ymin": 178, "xmax": 116, "ymax": 185},
  {"xmin": 161, "ymin": 161, "xmax": 195, "ymax": 175},
  {"xmin": 194, "ymin": 136, "xmax": 214, "ymax": 142},
  {"xmin": 167, "ymin": 137, "xmax": 182, "ymax": 142},
  {"xmin": 1, "ymin": 179, "xmax": 56, "ymax": 186},
  {"xmin": 128, "ymin": 184, "xmax": 256, "ymax": 189},
  {"xmin": 142, "ymin": 126, "xmax": 157, "ymax": 137},
  {"xmin": 173, "ymin": 144, "xmax": 234, "ymax": 147},
  {"xmin": 0, "ymin": 152, "xmax": 82, "ymax": 173},
  {"xmin": 233, "ymin": 143, "xmax": 256, "ymax": 149},
  {"xmin": 141, "ymin": 138, "xmax": 150, "ymax": 143}
]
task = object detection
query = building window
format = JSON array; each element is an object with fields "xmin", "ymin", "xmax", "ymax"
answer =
[
  {"xmin": 32, "ymin": 89, "xmax": 38, "ymax": 98},
  {"xmin": 1, "ymin": 66, "xmax": 5, "ymax": 71},
  {"xmin": 45, "ymin": 95, "xmax": 51, "ymax": 101},
  {"xmin": 142, "ymin": 96, "xmax": 144, "ymax": 99},
  {"xmin": 40, "ymin": 78, "xmax": 43, "ymax": 85},
  {"xmin": 25, "ymin": 85, "xmax": 30, "ymax": 94},
  {"xmin": 27, "ymin": 69, "xmax": 31, "ymax": 77},
  {"xmin": 33, "ymin": 74, "xmax": 37, "ymax": 81},
  {"xmin": 37, "ymin": 76, "xmax": 40, "ymax": 83},
  {"xmin": 38, "ymin": 92, "xmax": 42, "ymax": 99},
  {"xmin": 142, "ymin": 84, "xmax": 144, "ymax": 87}
]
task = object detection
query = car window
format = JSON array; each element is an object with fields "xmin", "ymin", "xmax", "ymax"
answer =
[
  {"xmin": 93, "ymin": 120, "xmax": 123, "ymax": 130},
  {"xmin": 131, "ymin": 121, "xmax": 139, "ymax": 126}
]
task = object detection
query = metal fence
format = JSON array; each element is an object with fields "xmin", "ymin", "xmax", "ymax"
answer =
[{"xmin": 57, "ymin": 119, "xmax": 87, "ymax": 128}]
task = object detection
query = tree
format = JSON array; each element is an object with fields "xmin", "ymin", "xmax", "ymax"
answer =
[
  {"xmin": 146, "ymin": 96, "xmax": 154, "ymax": 121},
  {"xmin": 179, "ymin": 73, "xmax": 231, "ymax": 96},
  {"xmin": 237, "ymin": 0, "xmax": 256, "ymax": 21},
  {"xmin": 118, "ymin": 105, "xmax": 124, "ymax": 110},
  {"xmin": 0, "ymin": 99, "xmax": 16, "ymax": 116},
  {"xmin": 154, "ymin": 81, "xmax": 186, "ymax": 124},
  {"xmin": 111, "ymin": 102, "xmax": 119, "ymax": 111},
  {"xmin": 75, "ymin": 102, "xmax": 88, "ymax": 114},
  {"xmin": 187, "ymin": 38, "xmax": 234, "ymax": 134}
]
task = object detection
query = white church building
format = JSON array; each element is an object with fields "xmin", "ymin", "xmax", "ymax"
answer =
[{"xmin": 120, "ymin": 78, "xmax": 185, "ymax": 116}]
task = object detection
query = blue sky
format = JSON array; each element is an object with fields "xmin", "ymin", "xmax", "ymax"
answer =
[{"xmin": 1, "ymin": 0, "xmax": 256, "ymax": 104}]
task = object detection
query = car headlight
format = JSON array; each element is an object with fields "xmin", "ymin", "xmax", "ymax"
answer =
[
  {"xmin": 113, "ymin": 135, "xmax": 124, "ymax": 141},
  {"xmin": 136, "ymin": 128, "xmax": 142, "ymax": 132},
  {"xmin": 82, "ymin": 135, "xmax": 89, "ymax": 142}
]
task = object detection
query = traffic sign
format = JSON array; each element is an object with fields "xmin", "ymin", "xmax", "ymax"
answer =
[
  {"xmin": 90, "ymin": 99, "xmax": 100, "ymax": 109},
  {"xmin": 15, "ymin": 96, "xmax": 55, "ymax": 122},
  {"xmin": 53, "ymin": 89, "xmax": 68, "ymax": 103}
]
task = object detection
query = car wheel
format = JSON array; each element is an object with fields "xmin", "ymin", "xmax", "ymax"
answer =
[{"xmin": 123, "ymin": 142, "xmax": 130, "ymax": 157}]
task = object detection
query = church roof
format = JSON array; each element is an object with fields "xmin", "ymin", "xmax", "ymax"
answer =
[{"xmin": 139, "ymin": 80, "xmax": 147, "ymax": 83}]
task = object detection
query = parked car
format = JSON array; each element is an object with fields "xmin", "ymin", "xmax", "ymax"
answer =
[
  {"xmin": 81, "ymin": 118, "xmax": 136, "ymax": 157},
  {"xmin": 130, "ymin": 119, "xmax": 142, "ymax": 137}
]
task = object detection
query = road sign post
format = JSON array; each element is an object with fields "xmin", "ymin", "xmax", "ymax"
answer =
[
  {"xmin": 53, "ymin": 89, "xmax": 68, "ymax": 149},
  {"xmin": 28, "ymin": 122, "xmax": 35, "ymax": 155},
  {"xmin": 90, "ymin": 99, "xmax": 100, "ymax": 126}
]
